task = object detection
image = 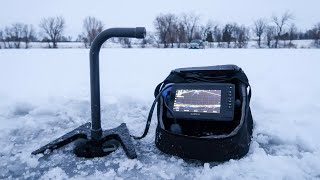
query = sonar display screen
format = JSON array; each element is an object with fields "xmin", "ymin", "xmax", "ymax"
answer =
[{"xmin": 173, "ymin": 89, "xmax": 221, "ymax": 113}]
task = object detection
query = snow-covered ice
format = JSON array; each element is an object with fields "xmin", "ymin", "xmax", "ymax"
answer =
[{"xmin": 0, "ymin": 49, "xmax": 320, "ymax": 179}]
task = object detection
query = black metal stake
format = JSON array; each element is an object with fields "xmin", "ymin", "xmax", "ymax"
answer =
[{"xmin": 32, "ymin": 27, "xmax": 146, "ymax": 158}]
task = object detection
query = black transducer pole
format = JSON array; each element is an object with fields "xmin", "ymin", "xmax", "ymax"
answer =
[
  {"xmin": 90, "ymin": 27, "xmax": 146, "ymax": 140},
  {"xmin": 32, "ymin": 27, "xmax": 145, "ymax": 158}
]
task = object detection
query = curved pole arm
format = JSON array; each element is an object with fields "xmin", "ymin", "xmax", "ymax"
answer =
[{"xmin": 90, "ymin": 27, "xmax": 146, "ymax": 140}]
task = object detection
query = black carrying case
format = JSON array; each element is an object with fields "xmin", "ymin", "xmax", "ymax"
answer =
[{"xmin": 154, "ymin": 65, "xmax": 253, "ymax": 161}]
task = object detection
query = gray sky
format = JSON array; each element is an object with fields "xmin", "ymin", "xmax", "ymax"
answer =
[{"xmin": 1, "ymin": 0, "xmax": 319, "ymax": 39}]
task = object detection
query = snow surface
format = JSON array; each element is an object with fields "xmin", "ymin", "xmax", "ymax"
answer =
[{"xmin": 0, "ymin": 49, "xmax": 320, "ymax": 179}]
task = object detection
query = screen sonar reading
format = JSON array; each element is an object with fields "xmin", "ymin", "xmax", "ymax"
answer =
[{"xmin": 173, "ymin": 89, "xmax": 221, "ymax": 113}]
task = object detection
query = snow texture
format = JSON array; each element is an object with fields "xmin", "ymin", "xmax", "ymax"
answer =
[{"xmin": 0, "ymin": 49, "xmax": 320, "ymax": 179}]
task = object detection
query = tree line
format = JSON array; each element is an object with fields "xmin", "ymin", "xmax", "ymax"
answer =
[
  {"xmin": 0, "ymin": 16, "xmax": 138, "ymax": 49},
  {"xmin": 152, "ymin": 12, "xmax": 320, "ymax": 48},
  {"xmin": 0, "ymin": 12, "xmax": 319, "ymax": 49},
  {"xmin": 0, "ymin": 16, "xmax": 104, "ymax": 49}
]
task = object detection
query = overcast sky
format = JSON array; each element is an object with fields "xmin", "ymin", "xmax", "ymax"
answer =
[{"xmin": 1, "ymin": 0, "xmax": 319, "ymax": 39}]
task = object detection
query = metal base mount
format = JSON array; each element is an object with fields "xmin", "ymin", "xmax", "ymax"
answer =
[{"xmin": 32, "ymin": 123, "xmax": 137, "ymax": 159}]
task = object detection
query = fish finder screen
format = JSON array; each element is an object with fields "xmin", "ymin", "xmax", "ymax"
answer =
[{"xmin": 173, "ymin": 89, "xmax": 221, "ymax": 113}]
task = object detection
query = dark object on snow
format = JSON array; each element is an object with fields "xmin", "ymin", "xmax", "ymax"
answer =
[
  {"xmin": 135, "ymin": 65, "xmax": 253, "ymax": 161},
  {"xmin": 32, "ymin": 27, "xmax": 146, "ymax": 158},
  {"xmin": 156, "ymin": 65, "xmax": 253, "ymax": 161},
  {"xmin": 189, "ymin": 39, "xmax": 205, "ymax": 49}
]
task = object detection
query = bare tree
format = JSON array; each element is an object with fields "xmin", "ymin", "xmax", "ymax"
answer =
[
  {"xmin": 312, "ymin": 23, "xmax": 320, "ymax": 47},
  {"xmin": 140, "ymin": 33, "xmax": 155, "ymax": 48},
  {"xmin": 203, "ymin": 23, "xmax": 219, "ymax": 48},
  {"xmin": 118, "ymin": 37, "xmax": 132, "ymax": 48},
  {"xmin": 287, "ymin": 23, "xmax": 297, "ymax": 48},
  {"xmin": 39, "ymin": 16, "xmax": 65, "ymax": 48},
  {"xmin": 272, "ymin": 12, "xmax": 293, "ymax": 48},
  {"xmin": 265, "ymin": 26, "xmax": 276, "ymax": 48},
  {"xmin": 2, "ymin": 23, "xmax": 35, "ymax": 49},
  {"xmin": 222, "ymin": 24, "xmax": 234, "ymax": 48},
  {"xmin": 199, "ymin": 21, "xmax": 214, "ymax": 41},
  {"xmin": 193, "ymin": 28, "xmax": 202, "ymax": 40},
  {"xmin": 153, "ymin": 13, "xmax": 177, "ymax": 48},
  {"xmin": 11, "ymin": 23, "xmax": 24, "ymax": 48},
  {"xmin": 181, "ymin": 13, "xmax": 200, "ymax": 42},
  {"xmin": 4, "ymin": 27, "xmax": 12, "ymax": 48},
  {"xmin": 213, "ymin": 25, "xmax": 222, "ymax": 47},
  {"xmin": 167, "ymin": 14, "xmax": 178, "ymax": 48},
  {"xmin": 147, "ymin": 32, "xmax": 161, "ymax": 48},
  {"xmin": 1, "ymin": 24, "xmax": 24, "ymax": 48},
  {"xmin": 205, "ymin": 31, "xmax": 214, "ymax": 48},
  {"xmin": 176, "ymin": 22, "xmax": 187, "ymax": 48},
  {"xmin": 154, "ymin": 14, "xmax": 169, "ymax": 48},
  {"xmin": 0, "ymin": 29, "xmax": 3, "ymax": 49},
  {"xmin": 22, "ymin": 24, "xmax": 35, "ymax": 49},
  {"xmin": 82, "ymin": 16, "xmax": 104, "ymax": 48},
  {"xmin": 234, "ymin": 25, "xmax": 249, "ymax": 48},
  {"xmin": 253, "ymin": 19, "xmax": 267, "ymax": 48}
]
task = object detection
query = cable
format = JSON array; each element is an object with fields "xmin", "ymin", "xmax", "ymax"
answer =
[{"xmin": 131, "ymin": 85, "xmax": 171, "ymax": 140}]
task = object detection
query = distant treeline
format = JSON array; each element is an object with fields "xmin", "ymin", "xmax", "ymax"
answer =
[
  {"xmin": 152, "ymin": 12, "xmax": 320, "ymax": 48},
  {"xmin": 0, "ymin": 12, "xmax": 319, "ymax": 49}
]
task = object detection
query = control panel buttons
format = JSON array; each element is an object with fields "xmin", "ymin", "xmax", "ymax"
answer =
[{"xmin": 226, "ymin": 87, "xmax": 233, "ymax": 110}]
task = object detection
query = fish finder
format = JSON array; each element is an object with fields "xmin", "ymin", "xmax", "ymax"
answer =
[{"xmin": 167, "ymin": 83, "xmax": 235, "ymax": 121}]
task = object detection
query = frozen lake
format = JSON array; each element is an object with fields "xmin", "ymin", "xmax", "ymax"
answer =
[{"xmin": 0, "ymin": 49, "xmax": 319, "ymax": 179}]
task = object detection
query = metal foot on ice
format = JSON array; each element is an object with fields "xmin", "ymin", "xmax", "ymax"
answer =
[{"xmin": 32, "ymin": 123, "xmax": 137, "ymax": 158}]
